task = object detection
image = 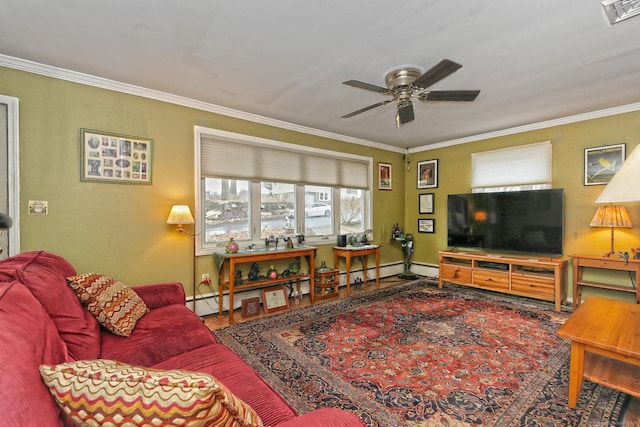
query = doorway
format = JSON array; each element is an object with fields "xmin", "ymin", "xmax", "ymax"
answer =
[{"xmin": 0, "ymin": 95, "xmax": 20, "ymax": 258}]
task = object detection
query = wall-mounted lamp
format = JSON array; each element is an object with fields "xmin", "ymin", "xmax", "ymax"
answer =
[{"xmin": 166, "ymin": 205, "xmax": 195, "ymax": 234}]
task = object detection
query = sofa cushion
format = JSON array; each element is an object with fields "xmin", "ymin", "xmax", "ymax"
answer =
[
  {"xmin": 100, "ymin": 303, "xmax": 217, "ymax": 366},
  {"xmin": 0, "ymin": 281, "xmax": 69, "ymax": 426},
  {"xmin": 66, "ymin": 273, "xmax": 149, "ymax": 337},
  {"xmin": 0, "ymin": 250, "xmax": 100, "ymax": 360},
  {"xmin": 40, "ymin": 359, "xmax": 263, "ymax": 427},
  {"xmin": 153, "ymin": 344, "xmax": 298, "ymax": 426}
]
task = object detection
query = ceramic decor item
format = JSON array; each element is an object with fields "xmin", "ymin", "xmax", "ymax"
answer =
[
  {"xmin": 267, "ymin": 265, "xmax": 278, "ymax": 279},
  {"xmin": 225, "ymin": 238, "xmax": 239, "ymax": 253}
]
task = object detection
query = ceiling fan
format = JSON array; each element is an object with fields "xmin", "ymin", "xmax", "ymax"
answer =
[{"xmin": 341, "ymin": 59, "xmax": 480, "ymax": 127}]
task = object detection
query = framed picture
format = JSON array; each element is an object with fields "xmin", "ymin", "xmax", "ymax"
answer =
[
  {"xmin": 584, "ymin": 143, "xmax": 625, "ymax": 186},
  {"xmin": 418, "ymin": 218, "xmax": 435, "ymax": 233},
  {"xmin": 419, "ymin": 193, "xmax": 434, "ymax": 214},
  {"xmin": 261, "ymin": 286, "xmax": 290, "ymax": 314},
  {"xmin": 80, "ymin": 128, "xmax": 153, "ymax": 184},
  {"xmin": 378, "ymin": 162, "xmax": 392, "ymax": 190},
  {"xmin": 241, "ymin": 297, "xmax": 261, "ymax": 318},
  {"xmin": 417, "ymin": 159, "xmax": 438, "ymax": 189}
]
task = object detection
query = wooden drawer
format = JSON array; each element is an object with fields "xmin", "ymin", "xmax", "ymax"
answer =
[
  {"xmin": 441, "ymin": 264, "xmax": 472, "ymax": 284},
  {"xmin": 511, "ymin": 274, "xmax": 554, "ymax": 297},
  {"xmin": 473, "ymin": 270, "xmax": 509, "ymax": 290}
]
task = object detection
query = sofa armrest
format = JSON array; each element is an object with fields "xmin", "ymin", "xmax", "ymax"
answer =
[
  {"xmin": 132, "ymin": 282, "xmax": 186, "ymax": 310},
  {"xmin": 275, "ymin": 408, "xmax": 364, "ymax": 427}
]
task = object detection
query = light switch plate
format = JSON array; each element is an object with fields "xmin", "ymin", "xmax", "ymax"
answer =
[{"xmin": 28, "ymin": 200, "xmax": 48, "ymax": 215}]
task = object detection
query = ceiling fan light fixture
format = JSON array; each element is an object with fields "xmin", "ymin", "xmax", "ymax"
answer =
[{"xmin": 602, "ymin": 0, "xmax": 640, "ymax": 24}]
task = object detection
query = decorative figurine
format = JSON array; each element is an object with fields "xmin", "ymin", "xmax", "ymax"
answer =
[
  {"xmin": 267, "ymin": 265, "xmax": 278, "ymax": 279},
  {"xmin": 225, "ymin": 238, "xmax": 239, "ymax": 254},
  {"xmin": 234, "ymin": 270, "xmax": 243, "ymax": 285},
  {"xmin": 248, "ymin": 262, "xmax": 260, "ymax": 281}
]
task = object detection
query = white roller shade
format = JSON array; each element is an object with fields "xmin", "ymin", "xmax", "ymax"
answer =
[
  {"xmin": 200, "ymin": 133, "xmax": 370, "ymax": 190},
  {"xmin": 471, "ymin": 141, "xmax": 551, "ymax": 189}
]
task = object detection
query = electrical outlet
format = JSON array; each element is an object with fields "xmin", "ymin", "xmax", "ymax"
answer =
[{"xmin": 201, "ymin": 273, "xmax": 211, "ymax": 284}]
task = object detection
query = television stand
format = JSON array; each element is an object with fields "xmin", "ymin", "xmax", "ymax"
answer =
[{"xmin": 439, "ymin": 251, "xmax": 567, "ymax": 312}]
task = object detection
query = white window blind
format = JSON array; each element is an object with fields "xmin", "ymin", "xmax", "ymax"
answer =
[
  {"xmin": 471, "ymin": 141, "xmax": 551, "ymax": 190},
  {"xmin": 200, "ymin": 132, "xmax": 371, "ymax": 190}
]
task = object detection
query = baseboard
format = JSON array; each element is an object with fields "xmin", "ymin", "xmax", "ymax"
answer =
[{"xmin": 189, "ymin": 261, "xmax": 440, "ymax": 317}]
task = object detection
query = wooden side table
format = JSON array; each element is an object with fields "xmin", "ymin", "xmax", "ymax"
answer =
[
  {"xmin": 557, "ymin": 296, "xmax": 640, "ymax": 407},
  {"xmin": 333, "ymin": 245, "xmax": 380, "ymax": 296},
  {"xmin": 314, "ymin": 268, "xmax": 339, "ymax": 300},
  {"xmin": 570, "ymin": 254, "xmax": 640, "ymax": 310}
]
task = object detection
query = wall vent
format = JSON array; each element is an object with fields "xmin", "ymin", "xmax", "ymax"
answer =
[{"xmin": 602, "ymin": 0, "xmax": 640, "ymax": 24}]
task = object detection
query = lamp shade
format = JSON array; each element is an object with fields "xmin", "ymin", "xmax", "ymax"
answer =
[
  {"xmin": 166, "ymin": 205, "xmax": 194, "ymax": 225},
  {"xmin": 589, "ymin": 205, "xmax": 632, "ymax": 228},
  {"xmin": 595, "ymin": 145, "xmax": 640, "ymax": 203}
]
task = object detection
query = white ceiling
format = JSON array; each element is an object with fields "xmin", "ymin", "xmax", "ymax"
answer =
[{"xmin": 2, "ymin": 1, "xmax": 640, "ymax": 151}]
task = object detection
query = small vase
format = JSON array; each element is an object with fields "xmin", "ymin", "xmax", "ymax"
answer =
[
  {"xmin": 267, "ymin": 265, "xmax": 278, "ymax": 279},
  {"xmin": 225, "ymin": 238, "xmax": 239, "ymax": 254}
]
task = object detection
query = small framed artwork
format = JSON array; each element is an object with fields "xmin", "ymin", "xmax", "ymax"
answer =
[
  {"xmin": 378, "ymin": 162, "xmax": 392, "ymax": 190},
  {"xmin": 261, "ymin": 286, "xmax": 290, "ymax": 314},
  {"xmin": 418, "ymin": 218, "xmax": 435, "ymax": 233},
  {"xmin": 419, "ymin": 193, "xmax": 434, "ymax": 214},
  {"xmin": 241, "ymin": 297, "xmax": 261, "ymax": 318},
  {"xmin": 584, "ymin": 143, "xmax": 625, "ymax": 185},
  {"xmin": 80, "ymin": 128, "xmax": 153, "ymax": 184},
  {"xmin": 417, "ymin": 159, "xmax": 438, "ymax": 189}
]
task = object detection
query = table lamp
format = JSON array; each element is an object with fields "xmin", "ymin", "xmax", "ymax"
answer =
[{"xmin": 592, "ymin": 144, "xmax": 640, "ymax": 256}]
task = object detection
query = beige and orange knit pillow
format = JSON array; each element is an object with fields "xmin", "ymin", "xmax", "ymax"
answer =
[
  {"xmin": 40, "ymin": 359, "xmax": 264, "ymax": 427},
  {"xmin": 66, "ymin": 273, "xmax": 149, "ymax": 337}
]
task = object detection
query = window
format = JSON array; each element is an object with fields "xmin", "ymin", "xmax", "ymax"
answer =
[
  {"xmin": 471, "ymin": 141, "xmax": 552, "ymax": 192},
  {"xmin": 195, "ymin": 127, "xmax": 372, "ymax": 254}
]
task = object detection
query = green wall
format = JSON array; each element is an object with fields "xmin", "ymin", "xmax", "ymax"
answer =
[
  {"xmin": 0, "ymin": 66, "xmax": 405, "ymax": 296},
  {"xmin": 2, "ymin": 65, "xmax": 638, "ymax": 304},
  {"xmin": 406, "ymin": 112, "xmax": 640, "ymax": 302}
]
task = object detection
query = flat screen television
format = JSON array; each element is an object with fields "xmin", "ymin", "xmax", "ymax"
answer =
[{"xmin": 447, "ymin": 189, "xmax": 564, "ymax": 256}]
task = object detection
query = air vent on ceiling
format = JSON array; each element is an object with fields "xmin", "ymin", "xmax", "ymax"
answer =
[{"xmin": 602, "ymin": 0, "xmax": 640, "ymax": 24}]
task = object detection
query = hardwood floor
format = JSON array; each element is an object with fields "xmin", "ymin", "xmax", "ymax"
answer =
[{"xmin": 201, "ymin": 276, "xmax": 639, "ymax": 424}]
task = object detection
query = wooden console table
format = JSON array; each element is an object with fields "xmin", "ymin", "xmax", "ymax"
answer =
[
  {"xmin": 333, "ymin": 245, "xmax": 380, "ymax": 295},
  {"xmin": 214, "ymin": 246, "xmax": 316, "ymax": 324},
  {"xmin": 557, "ymin": 296, "xmax": 640, "ymax": 407},
  {"xmin": 439, "ymin": 251, "xmax": 567, "ymax": 312},
  {"xmin": 570, "ymin": 254, "xmax": 640, "ymax": 310}
]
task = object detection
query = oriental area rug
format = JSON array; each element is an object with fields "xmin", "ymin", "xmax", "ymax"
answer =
[{"xmin": 213, "ymin": 280, "xmax": 629, "ymax": 426}]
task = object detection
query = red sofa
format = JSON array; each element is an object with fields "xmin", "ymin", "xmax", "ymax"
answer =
[{"xmin": 0, "ymin": 251, "xmax": 364, "ymax": 426}]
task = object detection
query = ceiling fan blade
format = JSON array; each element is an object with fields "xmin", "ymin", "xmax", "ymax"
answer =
[
  {"xmin": 419, "ymin": 90, "xmax": 481, "ymax": 102},
  {"xmin": 395, "ymin": 102, "xmax": 415, "ymax": 127},
  {"xmin": 341, "ymin": 100, "xmax": 392, "ymax": 118},
  {"xmin": 342, "ymin": 80, "xmax": 390, "ymax": 94},
  {"xmin": 412, "ymin": 59, "xmax": 463, "ymax": 90}
]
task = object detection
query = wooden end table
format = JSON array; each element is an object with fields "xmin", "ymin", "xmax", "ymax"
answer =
[
  {"xmin": 557, "ymin": 296, "xmax": 640, "ymax": 407},
  {"xmin": 333, "ymin": 245, "xmax": 380, "ymax": 295}
]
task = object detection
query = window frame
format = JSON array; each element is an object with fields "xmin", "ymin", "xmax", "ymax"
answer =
[{"xmin": 194, "ymin": 126, "xmax": 373, "ymax": 255}]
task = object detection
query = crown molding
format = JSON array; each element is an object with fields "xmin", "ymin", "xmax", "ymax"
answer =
[
  {"xmin": 410, "ymin": 102, "xmax": 640, "ymax": 153},
  {"xmin": 3, "ymin": 54, "xmax": 637, "ymax": 156},
  {"xmin": 0, "ymin": 54, "xmax": 403, "ymax": 154}
]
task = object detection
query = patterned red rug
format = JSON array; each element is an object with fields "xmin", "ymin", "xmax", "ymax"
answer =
[{"xmin": 214, "ymin": 281, "xmax": 628, "ymax": 426}]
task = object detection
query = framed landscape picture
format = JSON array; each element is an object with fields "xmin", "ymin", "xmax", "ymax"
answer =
[
  {"xmin": 584, "ymin": 143, "xmax": 625, "ymax": 185},
  {"xmin": 417, "ymin": 159, "xmax": 438, "ymax": 189}
]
